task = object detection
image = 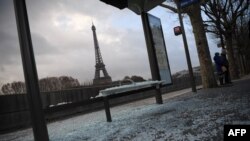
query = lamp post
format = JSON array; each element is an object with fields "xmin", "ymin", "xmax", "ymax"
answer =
[{"xmin": 176, "ymin": 0, "xmax": 197, "ymax": 92}]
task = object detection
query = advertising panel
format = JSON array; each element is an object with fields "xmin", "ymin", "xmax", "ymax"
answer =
[{"xmin": 147, "ymin": 14, "xmax": 172, "ymax": 85}]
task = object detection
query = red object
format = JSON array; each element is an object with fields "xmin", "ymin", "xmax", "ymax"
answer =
[{"xmin": 174, "ymin": 26, "xmax": 182, "ymax": 36}]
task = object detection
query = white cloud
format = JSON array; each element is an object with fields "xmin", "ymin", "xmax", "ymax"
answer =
[{"xmin": 0, "ymin": 0, "xmax": 220, "ymax": 84}]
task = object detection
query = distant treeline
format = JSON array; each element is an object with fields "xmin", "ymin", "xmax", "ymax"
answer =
[
  {"xmin": 1, "ymin": 76, "xmax": 80, "ymax": 94},
  {"xmin": 1, "ymin": 73, "xmax": 198, "ymax": 95}
]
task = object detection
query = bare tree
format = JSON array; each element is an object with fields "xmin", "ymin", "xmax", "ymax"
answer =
[
  {"xmin": 1, "ymin": 83, "xmax": 15, "ymax": 94},
  {"xmin": 39, "ymin": 76, "xmax": 80, "ymax": 92},
  {"xmin": 202, "ymin": 0, "xmax": 249, "ymax": 78},
  {"xmin": 39, "ymin": 77, "xmax": 62, "ymax": 92},
  {"xmin": 131, "ymin": 75, "xmax": 146, "ymax": 82},
  {"xmin": 11, "ymin": 81, "xmax": 26, "ymax": 94},
  {"xmin": 0, "ymin": 82, "xmax": 3, "ymax": 95},
  {"xmin": 234, "ymin": 9, "xmax": 250, "ymax": 74},
  {"xmin": 58, "ymin": 76, "xmax": 80, "ymax": 89},
  {"xmin": 161, "ymin": 0, "xmax": 217, "ymax": 88}
]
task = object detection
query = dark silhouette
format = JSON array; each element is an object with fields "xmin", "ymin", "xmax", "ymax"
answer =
[
  {"xmin": 221, "ymin": 51, "xmax": 232, "ymax": 84},
  {"xmin": 213, "ymin": 52, "xmax": 224, "ymax": 85}
]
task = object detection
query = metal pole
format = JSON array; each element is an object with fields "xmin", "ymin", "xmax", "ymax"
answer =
[
  {"xmin": 103, "ymin": 97, "xmax": 112, "ymax": 122},
  {"xmin": 141, "ymin": 12, "xmax": 163, "ymax": 104},
  {"xmin": 177, "ymin": 1, "xmax": 197, "ymax": 92},
  {"xmin": 13, "ymin": 0, "xmax": 49, "ymax": 140}
]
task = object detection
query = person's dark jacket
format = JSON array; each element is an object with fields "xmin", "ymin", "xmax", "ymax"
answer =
[{"xmin": 213, "ymin": 53, "xmax": 222, "ymax": 73}]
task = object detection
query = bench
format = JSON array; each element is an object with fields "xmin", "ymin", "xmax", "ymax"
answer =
[{"xmin": 98, "ymin": 81, "xmax": 164, "ymax": 122}]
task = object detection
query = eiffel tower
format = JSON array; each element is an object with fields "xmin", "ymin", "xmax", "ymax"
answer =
[{"xmin": 91, "ymin": 23, "xmax": 112, "ymax": 85}]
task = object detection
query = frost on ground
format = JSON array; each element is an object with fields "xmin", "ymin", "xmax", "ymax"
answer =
[{"xmin": 0, "ymin": 79, "xmax": 250, "ymax": 141}]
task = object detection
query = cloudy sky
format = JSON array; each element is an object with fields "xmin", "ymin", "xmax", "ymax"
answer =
[{"xmin": 0, "ymin": 0, "xmax": 220, "ymax": 85}]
